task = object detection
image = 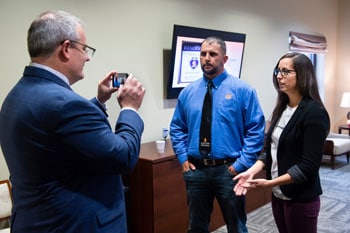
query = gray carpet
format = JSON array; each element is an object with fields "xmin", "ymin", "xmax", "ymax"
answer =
[{"xmin": 212, "ymin": 155, "xmax": 350, "ymax": 233}]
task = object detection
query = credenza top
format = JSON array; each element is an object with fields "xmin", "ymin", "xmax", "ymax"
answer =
[{"xmin": 139, "ymin": 140, "xmax": 177, "ymax": 163}]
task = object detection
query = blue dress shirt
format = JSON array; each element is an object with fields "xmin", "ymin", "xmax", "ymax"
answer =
[{"xmin": 170, "ymin": 70, "xmax": 265, "ymax": 172}]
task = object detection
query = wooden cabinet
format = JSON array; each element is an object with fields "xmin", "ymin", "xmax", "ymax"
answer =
[{"xmin": 126, "ymin": 140, "xmax": 271, "ymax": 233}]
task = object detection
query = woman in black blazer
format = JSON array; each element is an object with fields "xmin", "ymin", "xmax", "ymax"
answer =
[{"xmin": 234, "ymin": 52, "xmax": 330, "ymax": 233}]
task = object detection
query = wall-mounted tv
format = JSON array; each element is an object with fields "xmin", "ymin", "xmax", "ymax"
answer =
[{"xmin": 166, "ymin": 24, "xmax": 246, "ymax": 99}]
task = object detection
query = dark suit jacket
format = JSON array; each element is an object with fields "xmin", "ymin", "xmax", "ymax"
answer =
[
  {"xmin": 260, "ymin": 98, "xmax": 330, "ymax": 200},
  {"xmin": 0, "ymin": 66, "xmax": 144, "ymax": 233}
]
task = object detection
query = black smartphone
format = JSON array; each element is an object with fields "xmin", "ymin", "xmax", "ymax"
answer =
[{"xmin": 112, "ymin": 73, "xmax": 129, "ymax": 87}]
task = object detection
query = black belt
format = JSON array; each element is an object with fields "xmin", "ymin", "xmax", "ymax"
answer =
[{"xmin": 188, "ymin": 157, "xmax": 236, "ymax": 167}]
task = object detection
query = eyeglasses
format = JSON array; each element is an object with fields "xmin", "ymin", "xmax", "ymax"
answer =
[
  {"xmin": 274, "ymin": 68, "xmax": 295, "ymax": 77},
  {"xmin": 68, "ymin": 40, "xmax": 96, "ymax": 59}
]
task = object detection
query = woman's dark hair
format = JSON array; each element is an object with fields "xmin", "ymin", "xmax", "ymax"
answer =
[{"xmin": 270, "ymin": 52, "xmax": 324, "ymax": 126}]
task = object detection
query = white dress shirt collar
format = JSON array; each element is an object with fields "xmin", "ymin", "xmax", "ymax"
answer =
[{"xmin": 29, "ymin": 62, "xmax": 70, "ymax": 86}]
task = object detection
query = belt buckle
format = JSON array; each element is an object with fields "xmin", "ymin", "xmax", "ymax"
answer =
[{"xmin": 203, "ymin": 158, "xmax": 215, "ymax": 166}]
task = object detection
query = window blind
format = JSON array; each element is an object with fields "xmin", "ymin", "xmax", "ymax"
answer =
[{"xmin": 289, "ymin": 31, "xmax": 327, "ymax": 53}]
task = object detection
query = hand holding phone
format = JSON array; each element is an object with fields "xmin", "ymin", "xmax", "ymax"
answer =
[{"xmin": 117, "ymin": 74, "xmax": 145, "ymax": 111}]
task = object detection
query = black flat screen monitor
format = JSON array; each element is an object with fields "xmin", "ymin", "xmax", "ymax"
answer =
[{"xmin": 166, "ymin": 24, "xmax": 246, "ymax": 99}]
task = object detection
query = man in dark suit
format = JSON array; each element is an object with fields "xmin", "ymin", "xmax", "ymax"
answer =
[{"xmin": 0, "ymin": 10, "xmax": 145, "ymax": 233}]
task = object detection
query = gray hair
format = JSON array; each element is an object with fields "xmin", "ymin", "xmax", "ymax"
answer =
[
  {"xmin": 201, "ymin": 36, "xmax": 227, "ymax": 55},
  {"xmin": 27, "ymin": 10, "xmax": 85, "ymax": 58}
]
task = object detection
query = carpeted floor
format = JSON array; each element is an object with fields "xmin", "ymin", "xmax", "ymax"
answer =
[{"xmin": 212, "ymin": 155, "xmax": 350, "ymax": 233}]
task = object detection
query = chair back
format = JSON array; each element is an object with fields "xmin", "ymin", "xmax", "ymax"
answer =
[{"xmin": 0, "ymin": 180, "xmax": 12, "ymax": 221}]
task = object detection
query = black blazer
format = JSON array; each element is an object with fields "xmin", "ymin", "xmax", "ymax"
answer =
[{"xmin": 260, "ymin": 97, "xmax": 330, "ymax": 200}]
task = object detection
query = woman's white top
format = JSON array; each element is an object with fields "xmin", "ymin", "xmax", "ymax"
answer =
[{"xmin": 270, "ymin": 105, "xmax": 297, "ymax": 200}]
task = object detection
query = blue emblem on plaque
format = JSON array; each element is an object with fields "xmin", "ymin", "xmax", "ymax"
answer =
[{"xmin": 190, "ymin": 58, "xmax": 198, "ymax": 69}]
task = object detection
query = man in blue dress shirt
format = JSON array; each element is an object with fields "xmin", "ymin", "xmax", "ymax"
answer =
[{"xmin": 170, "ymin": 36, "xmax": 265, "ymax": 233}]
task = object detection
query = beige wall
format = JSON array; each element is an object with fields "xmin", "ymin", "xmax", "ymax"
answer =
[
  {"xmin": 335, "ymin": 0, "xmax": 350, "ymax": 126},
  {"xmin": 0, "ymin": 0, "xmax": 347, "ymax": 179}
]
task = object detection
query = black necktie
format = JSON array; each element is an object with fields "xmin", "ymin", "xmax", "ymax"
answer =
[{"xmin": 200, "ymin": 81, "xmax": 213, "ymax": 156}]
